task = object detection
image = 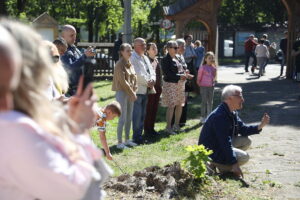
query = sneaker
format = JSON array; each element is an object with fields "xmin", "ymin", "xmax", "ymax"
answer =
[
  {"xmin": 165, "ymin": 128, "xmax": 176, "ymax": 135},
  {"xmin": 124, "ymin": 140, "xmax": 137, "ymax": 147},
  {"xmin": 172, "ymin": 124, "xmax": 181, "ymax": 132},
  {"xmin": 116, "ymin": 143, "xmax": 129, "ymax": 149}
]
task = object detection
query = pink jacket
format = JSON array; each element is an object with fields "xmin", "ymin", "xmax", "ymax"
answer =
[{"xmin": 197, "ymin": 65, "xmax": 217, "ymax": 87}]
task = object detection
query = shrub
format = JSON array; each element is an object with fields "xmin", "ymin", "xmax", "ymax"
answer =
[{"xmin": 182, "ymin": 145, "xmax": 213, "ymax": 179}]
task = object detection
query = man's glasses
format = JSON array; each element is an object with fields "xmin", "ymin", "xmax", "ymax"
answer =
[{"xmin": 52, "ymin": 55, "xmax": 60, "ymax": 63}]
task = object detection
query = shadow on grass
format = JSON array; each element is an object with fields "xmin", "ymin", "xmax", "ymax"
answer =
[
  {"xmin": 94, "ymin": 82, "xmax": 111, "ymax": 89},
  {"xmin": 99, "ymin": 95, "xmax": 115, "ymax": 102},
  {"xmin": 218, "ymin": 172, "xmax": 250, "ymax": 188}
]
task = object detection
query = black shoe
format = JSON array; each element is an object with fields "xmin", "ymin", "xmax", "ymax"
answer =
[
  {"xmin": 151, "ymin": 129, "xmax": 160, "ymax": 135},
  {"xmin": 133, "ymin": 139, "xmax": 144, "ymax": 145},
  {"xmin": 245, "ymin": 69, "xmax": 249, "ymax": 72}
]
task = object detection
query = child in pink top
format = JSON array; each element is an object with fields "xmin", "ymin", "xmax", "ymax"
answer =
[{"xmin": 197, "ymin": 51, "xmax": 217, "ymax": 123}]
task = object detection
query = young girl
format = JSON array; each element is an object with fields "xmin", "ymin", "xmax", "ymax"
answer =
[{"xmin": 197, "ymin": 51, "xmax": 217, "ymax": 123}]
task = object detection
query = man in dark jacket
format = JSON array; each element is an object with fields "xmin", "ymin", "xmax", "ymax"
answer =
[
  {"xmin": 198, "ymin": 85, "xmax": 270, "ymax": 177},
  {"xmin": 60, "ymin": 24, "xmax": 95, "ymax": 96}
]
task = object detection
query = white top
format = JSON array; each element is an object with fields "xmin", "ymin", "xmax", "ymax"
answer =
[
  {"xmin": 0, "ymin": 111, "xmax": 111, "ymax": 200},
  {"xmin": 255, "ymin": 44, "xmax": 269, "ymax": 58},
  {"xmin": 130, "ymin": 51, "xmax": 156, "ymax": 94}
]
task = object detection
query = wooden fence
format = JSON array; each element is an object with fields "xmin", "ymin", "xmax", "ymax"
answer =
[{"xmin": 77, "ymin": 42, "xmax": 115, "ymax": 79}]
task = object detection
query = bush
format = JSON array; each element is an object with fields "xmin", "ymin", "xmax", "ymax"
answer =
[{"xmin": 182, "ymin": 145, "xmax": 213, "ymax": 179}]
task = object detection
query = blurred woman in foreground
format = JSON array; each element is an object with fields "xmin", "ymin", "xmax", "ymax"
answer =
[{"xmin": 0, "ymin": 19, "xmax": 111, "ymax": 200}]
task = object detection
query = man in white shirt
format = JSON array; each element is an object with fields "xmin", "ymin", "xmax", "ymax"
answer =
[{"xmin": 130, "ymin": 38, "xmax": 156, "ymax": 144}]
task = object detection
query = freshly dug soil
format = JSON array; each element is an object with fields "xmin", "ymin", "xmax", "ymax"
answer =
[{"xmin": 104, "ymin": 162, "xmax": 202, "ymax": 199}]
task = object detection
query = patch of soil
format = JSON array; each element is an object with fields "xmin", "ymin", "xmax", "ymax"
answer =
[{"xmin": 103, "ymin": 162, "xmax": 202, "ymax": 199}]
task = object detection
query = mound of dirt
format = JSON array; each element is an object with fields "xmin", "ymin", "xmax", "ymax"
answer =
[{"xmin": 104, "ymin": 162, "xmax": 201, "ymax": 199}]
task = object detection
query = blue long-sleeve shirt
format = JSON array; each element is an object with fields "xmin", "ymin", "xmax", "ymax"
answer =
[
  {"xmin": 198, "ymin": 102, "xmax": 261, "ymax": 165},
  {"xmin": 61, "ymin": 45, "xmax": 87, "ymax": 88}
]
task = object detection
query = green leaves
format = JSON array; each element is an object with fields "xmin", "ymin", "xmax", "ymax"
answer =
[{"xmin": 182, "ymin": 145, "xmax": 213, "ymax": 179}]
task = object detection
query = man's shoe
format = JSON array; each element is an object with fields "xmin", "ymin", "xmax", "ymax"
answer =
[
  {"xmin": 151, "ymin": 129, "xmax": 160, "ymax": 135},
  {"xmin": 133, "ymin": 139, "xmax": 144, "ymax": 145}
]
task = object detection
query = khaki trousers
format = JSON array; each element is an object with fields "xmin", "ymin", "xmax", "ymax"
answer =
[{"xmin": 211, "ymin": 136, "xmax": 252, "ymax": 172}]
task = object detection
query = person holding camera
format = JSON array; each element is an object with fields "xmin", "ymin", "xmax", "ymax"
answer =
[{"xmin": 61, "ymin": 24, "xmax": 95, "ymax": 96}]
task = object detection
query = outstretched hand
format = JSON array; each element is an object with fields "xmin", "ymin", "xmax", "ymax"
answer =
[
  {"xmin": 258, "ymin": 113, "xmax": 270, "ymax": 130},
  {"xmin": 68, "ymin": 76, "xmax": 97, "ymax": 133}
]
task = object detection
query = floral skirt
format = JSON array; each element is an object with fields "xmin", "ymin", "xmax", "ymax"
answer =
[{"xmin": 161, "ymin": 80, "xmax": 185, "ymax": 107}]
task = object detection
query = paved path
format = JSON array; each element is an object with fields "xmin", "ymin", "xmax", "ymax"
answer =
[{"xmin": 217, "ymin": 63, "xmax": 300, "ymax": 199}]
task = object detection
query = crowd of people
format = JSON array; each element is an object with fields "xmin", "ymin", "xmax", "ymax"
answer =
[{"xmin": 0, "ymin": 18, "xmax": 277, "ymax": 199}]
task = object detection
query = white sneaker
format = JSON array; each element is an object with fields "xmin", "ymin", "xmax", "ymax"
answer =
[
  {"xmin": 165, "ymin": 128, "xmax": 176, "ymax": 135},
  {"xmin": 124, "ymin": 140, "xmax": 137, "ymax": 147},
  {"xmin": 116, "ymin": 143, "xmax": 129, "ymax": 149}
]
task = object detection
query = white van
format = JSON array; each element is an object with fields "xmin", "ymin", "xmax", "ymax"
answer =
[{"xmin": 224, "ymin": 40, "xmax": 233, "ymax": 57}]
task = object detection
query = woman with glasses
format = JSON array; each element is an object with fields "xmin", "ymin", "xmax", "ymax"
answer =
[{"xmin": 161, "ymin": 40, "xmax": 187, "ymax": 134}]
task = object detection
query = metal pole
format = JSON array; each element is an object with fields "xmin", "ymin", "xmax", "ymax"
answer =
[{"xmin": 123, "ymin": 0, "xmax": 132, "ymax": 43}]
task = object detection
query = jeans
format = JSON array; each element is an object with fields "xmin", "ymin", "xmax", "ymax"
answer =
[
  {"xmin": 257, "ymin": 57, "xmax": 267, "ymax": 76},
  {"xmin": 116, "ymin": 91, "xmax": 134, "ymax": 143},
  {"xmin": 132, "ymin": 94, "xmax": 148, "ymax": 142},
  {"xmin": 245, "ymin": 51, "xmax": 257, "ymax": 71},
  {"xmin": 200, "ymin": 86, "xmax": 214, "ymax": 119}
]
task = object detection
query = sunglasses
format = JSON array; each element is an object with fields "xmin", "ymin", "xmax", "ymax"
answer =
[{"xmin": 52, "ymin": 55, "xmax": 60, "ymax": 63}]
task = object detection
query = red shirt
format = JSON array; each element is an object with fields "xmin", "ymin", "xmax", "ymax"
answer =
[{"xmin": 245, "ymin": 39, "xmax": 258, "ymax": 52}]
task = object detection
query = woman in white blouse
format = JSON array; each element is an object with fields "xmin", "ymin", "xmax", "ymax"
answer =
[{"xmin": 0, "ymin": 19, "xmax": 111, "ymax": 200}]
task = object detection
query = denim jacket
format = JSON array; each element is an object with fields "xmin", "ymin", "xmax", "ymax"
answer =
[{"xmin": 198, "ymin": 102, "xmax": 261, "ymax": 165}]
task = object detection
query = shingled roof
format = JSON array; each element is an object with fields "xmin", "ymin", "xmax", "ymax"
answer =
[{"xmin": 163, "ymin": 0, "xmax": 198, "ymax": 16}]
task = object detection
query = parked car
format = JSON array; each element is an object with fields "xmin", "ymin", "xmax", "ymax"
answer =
[{"xmin": 224, "ymin": 40, "xmax": 233, "ymax": 57}]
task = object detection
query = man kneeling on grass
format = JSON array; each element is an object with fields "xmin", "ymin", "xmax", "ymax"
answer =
[
  {"xmin": 198, "ymin": 85, "xmax": 270, "ymax": 177},
  {"xmin": 95, "ymin": 101, "xmax": 121, "ymax": 160}
]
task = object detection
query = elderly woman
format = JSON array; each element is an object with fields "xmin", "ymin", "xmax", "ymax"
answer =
[
  {"xmin": 0, "ymin": 19, "xmax": 111, "ymax": 200},
  {"xmin": 161, "ymin": 40, "xmax": 187, "ymax": 134},
  {"xmin": 112, "ymin": 43, "xmax": 138, "ymax": 149},
  {"xmin": 172, "ymin": 39, "xmax": 194, "ymax": 127}
]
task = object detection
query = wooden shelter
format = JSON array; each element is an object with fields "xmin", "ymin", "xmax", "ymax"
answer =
[
  {"xmin": 164, "ymin": 0, "xmax": 300, "ymax": 79},
  {"xmin": 32, "ymin": 12, "xmax": 59, "ymax": 42}
]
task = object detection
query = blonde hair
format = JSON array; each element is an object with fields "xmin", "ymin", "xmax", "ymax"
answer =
[
  {"xmin": 0, "ymin": 19, "xmax": 82, "ymax": 161},
  {"xmin": 44, "ymin": 41, "xmax": 69, "ymax": 94}
]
